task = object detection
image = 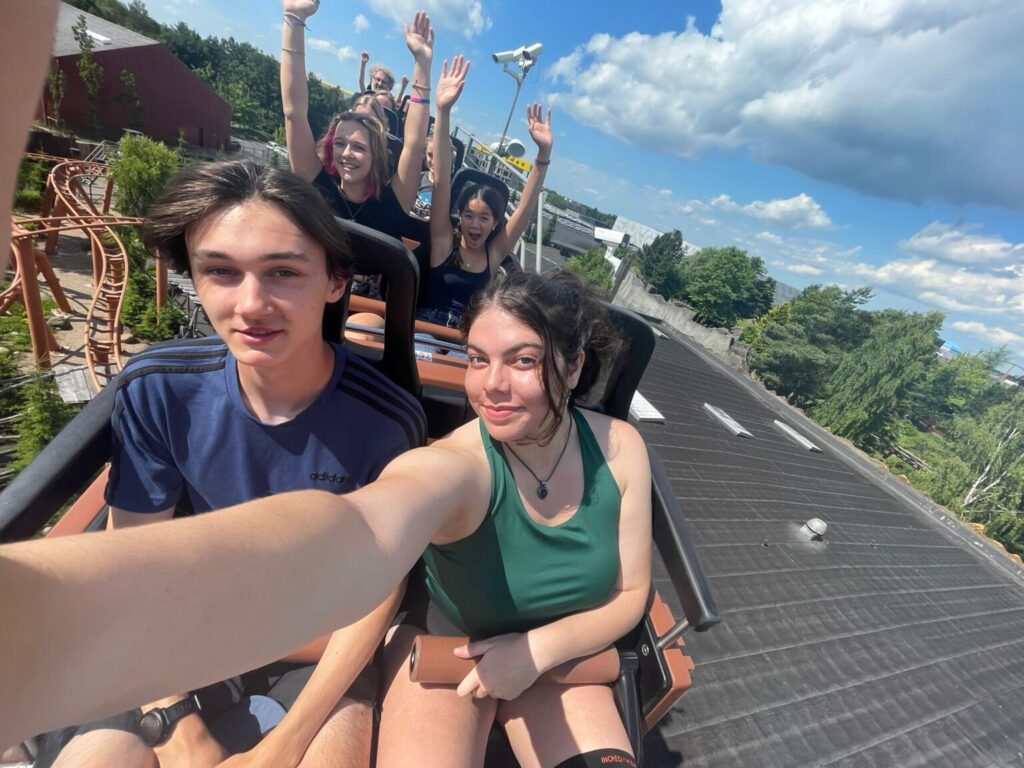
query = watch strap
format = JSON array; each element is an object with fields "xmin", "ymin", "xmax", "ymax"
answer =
[{"xmin": 162, "ymin": 694, "xmax": 201, "ymax": 726}]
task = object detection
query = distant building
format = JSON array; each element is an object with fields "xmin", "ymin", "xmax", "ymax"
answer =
[
  {"xmin": 937, "ymin": 340, "xmax": 962, "ymax": 360},
  {"xmin": 772, "ymin": 281, "xmax": 802, "ymax": 307},
  {"xmin": 612, "ymin": 216, "xmax": 665, "ymax": 250},
  {"xmin": 39, "ymin": 3, "xmax": 231, "ymax": 149}
]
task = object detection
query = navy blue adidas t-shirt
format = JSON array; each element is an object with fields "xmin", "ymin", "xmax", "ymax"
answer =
[{"xmin": 106, "ymin": 338, "xmax": 426, "ymax": 514}]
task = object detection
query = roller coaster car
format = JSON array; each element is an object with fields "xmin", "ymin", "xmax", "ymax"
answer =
[{"xmin": 0, "ymin": 220, "xmax": 719, "ymax": 766}]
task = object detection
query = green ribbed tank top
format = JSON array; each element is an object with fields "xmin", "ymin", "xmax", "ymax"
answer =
[{"xmin": 421, "ymin": 408, "xmax": 622, "ymax": 639}]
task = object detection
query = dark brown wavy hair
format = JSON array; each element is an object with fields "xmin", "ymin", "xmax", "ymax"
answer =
[
  {"xmin": 143, "ymin": 159, "xmax": 352, "ymax": 280},
  {"xmin": 461, "ymin": 269, "xmax": 624, "ymax": 443}
]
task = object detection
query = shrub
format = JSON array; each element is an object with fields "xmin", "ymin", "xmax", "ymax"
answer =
[
  {"xmin": 13, "ymin": 374, "xmax": 76, "ymax": 472},
  {"xmin": 566, "ymin": 248, "xmax": 614, "ymax": 297},
  {"xmin": 121, "ymin": 266, "xmax": 186, "ymax": 342},
  {"xmin": 13, "ymin": 159, "xmax": 50, "ymax": 213},
  {"xmin": 108, "ymin": 134, "xmax": 180, "ymax": 217}
]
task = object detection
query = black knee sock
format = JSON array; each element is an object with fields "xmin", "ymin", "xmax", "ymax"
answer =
[{"xmin": 554, "ymin": 747, "xmax": 638, "ymax": 768}]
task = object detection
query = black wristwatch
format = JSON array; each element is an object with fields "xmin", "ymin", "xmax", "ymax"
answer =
[{"xmin": 138, "ymin": 695, "xmax": 201, "ymax": 747}]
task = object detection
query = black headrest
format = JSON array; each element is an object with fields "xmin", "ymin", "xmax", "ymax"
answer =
[
  {"xmin": 381, "ymin": 107, "xmax": 400, "ymax": 137},
  {"xmin": 322, "ymin": 218, "xmax": 421, "ymax": 398},
  {"xmin": 449, "ymin": 167, "xmax": 509, "ymax": 217}
]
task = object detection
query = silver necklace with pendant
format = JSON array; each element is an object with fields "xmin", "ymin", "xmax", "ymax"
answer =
[{"xmin": 503, "ymin": 418, "xmax": 574, "ymax": 500}]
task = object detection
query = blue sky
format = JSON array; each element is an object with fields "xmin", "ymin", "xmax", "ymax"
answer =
[{"xmin": 150, "ymin": 0, "xmax": 1024, "ymax": 367}]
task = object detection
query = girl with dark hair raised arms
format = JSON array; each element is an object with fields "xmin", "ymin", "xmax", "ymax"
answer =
[
  {"xmin": 417, "ymin": 56, "xmax": 554, "ymax": 328},
  {"xmin": 1, "ymin": 267, "xmax": 650, "ymax": 768}
]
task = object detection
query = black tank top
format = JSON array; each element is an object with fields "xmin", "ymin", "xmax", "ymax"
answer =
[
  {"xmin": 417, "ymin": 248, "xmax": 491, "ymax": 327},
  {"xmin": 312, "ymin": 168, "xmax": 408, "ymax": 241}
]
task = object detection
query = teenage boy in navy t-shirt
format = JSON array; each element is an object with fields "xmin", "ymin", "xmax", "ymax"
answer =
[{"xmin": 41, "ymin": 161, "xmax": 424, "ymax": 768}]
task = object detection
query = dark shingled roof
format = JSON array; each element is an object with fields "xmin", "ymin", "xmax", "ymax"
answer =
[
  {"xmin": 638, "ymin": 331, "xmax": 1024, "ymax": 767},
  {"xmin": 52, "ymin": 2, "xmax": 159, "ymax": 58}
]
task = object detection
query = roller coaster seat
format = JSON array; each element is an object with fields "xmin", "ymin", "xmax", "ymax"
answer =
[{"xmin": 0, "ymin": 219, "xmax": 719, "ymax": 766}]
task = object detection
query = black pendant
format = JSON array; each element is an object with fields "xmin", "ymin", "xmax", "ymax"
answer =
[{"xmin": 537, "ymin": 483, "xmax": 549, "ymax": 499}]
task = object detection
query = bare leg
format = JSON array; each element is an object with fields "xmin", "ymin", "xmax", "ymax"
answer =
[
  {"xmin": 376, "ymin": 625, "xmax": 496, "ymax": 768},
  {"xmin": 345, "ymin": 311, "xmax": 384, "ymax": 343},
  {"xmin": 51, "ymin": 729, "xmax": 156, "ymax": 768},
  {"xmin": 498, "ymin": 683, "xmax": 633, "ymax": 768},
  {"xmin": 298, "ymin": 699, "xmax": 373, "ymax": 768}
]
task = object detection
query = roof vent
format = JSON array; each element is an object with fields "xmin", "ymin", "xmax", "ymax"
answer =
[
  {"xmin": 800, "ymin": 518, "xmax": 827, "ymax": 542},
  {"xmin": 703, "ymin": 403, "xmax": 753, "ymax": 438},
  {"xmin": 86, "ymin": 29, "xmax": 112, "ymax": 45}
]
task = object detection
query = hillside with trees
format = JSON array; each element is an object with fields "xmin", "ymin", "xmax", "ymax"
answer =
[
  {"xmin": 634, "ymin": 230, "xmax": 775, "ymax": 327},
  {"xmin": 65, "ymin": 0, "xmax": 350, "ymax": 139},
  {"xmin": 741, "ymin": 285, "xmax": 1024, "ymax": 558}
]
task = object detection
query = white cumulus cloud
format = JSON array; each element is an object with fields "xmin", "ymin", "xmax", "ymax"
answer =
[
  {"xmin": 844, "ymin": 258, "xmax": 1024, "ymax": 317},
  {"xmin": 548, "ymin": 0, "xmax": 1024, "ymax": 208},
  {"xmin": 950, "ymin": 321, "xmax": 1024, "ymax": 350},
  {"xmin": 900, "ymin": 221, "xmax": 1024, "ymax": 264},
  {"xmin": 359, "ymin": 0, "xmax": 490, "ymax": 37},
  {"xmin": 354, "ymin": 14, "xmax": 370, "ymax": 32},
  {"xmin": 710, "ymin": 192, "xmax": 832, "ymax": 229},
  {"xmin": 304, "ymin": 37, "xmax": 357, "ymax": 61}
]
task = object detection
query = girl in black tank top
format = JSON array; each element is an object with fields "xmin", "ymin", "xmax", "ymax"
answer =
[{"xmin": 420, "ymin": 56, "xmax": 555, "ymax": 328}]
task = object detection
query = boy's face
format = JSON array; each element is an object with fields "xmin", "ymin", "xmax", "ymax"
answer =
[{"xmin": 186, "ymin": 200, "xmax": 345, "ymax": 373}]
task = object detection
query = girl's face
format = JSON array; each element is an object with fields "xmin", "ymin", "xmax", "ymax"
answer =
[
  {"xmin": 332, "ymin": 122, "xmax": 373, "ymax": 184},
  {"xmin": 458, "ymin": 198, "xmax": 498, "ymax": 251},
  {"xmin": 465, "ymin": 307, "xmax": 581, "ymax": 443}
]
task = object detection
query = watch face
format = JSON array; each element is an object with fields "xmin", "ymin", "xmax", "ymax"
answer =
[{"xmin": 138, "ymin": 710, "xmax": 165, "ymax": 747}]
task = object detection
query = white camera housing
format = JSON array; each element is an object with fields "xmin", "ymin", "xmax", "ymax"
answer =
[{"xmin": 492, "ymin": 43, "xmax": 543, "ymax": 64}]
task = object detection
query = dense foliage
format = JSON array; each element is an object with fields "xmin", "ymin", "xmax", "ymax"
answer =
[
  {"xmin": 635, "ymin": 230, "xmax": 685, "ymax": 299},
  {"xmin": 66, "ymin": 0, "xmax": 350, "ymax": 139},
  {"xmin": 13, "ymin": 159, "xmax": 51, "ymax": 213},
  {"xmin": 678, "ymin": 246, "xmax": 774, "ymax": 327},
  {"xmin": 744, "ymin": 282, "xmax": 1024, "ymax": 558},
  {"xmin": 107, "ymin": 134, "xmax": 180, "ymax": 217},
  {"xmin": 633, "ymin": 233, "xmax": 774, "ymax": 327},
  {"xmin": 565, "ymin": 248, "xmax": 614, "ymax": 297},
  {"xmin": 0, "ymin": 304, "xmax": 79, "ymax": 484}
]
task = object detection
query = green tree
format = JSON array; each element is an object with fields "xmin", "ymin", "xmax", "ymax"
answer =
[
  {"xmin": 13, "ymin": 376, "xmax": 76, "ymax": 472},
  {"xmin": 945, "ymin": 400, "xmax": 1024, "ymax": 517},
  {"xmin": 117, "ymin": 68, "xmax": 145, "ymax": 130},
  {"xmin": 46, "ymin": 60, "xmax": 67, "ymax": 129},
  {"xmin": 908, "ymin": 350, "xmax": 1011, "ymax": 424},
  {"xmin": 812, "ymin": 311, "xmax": 943, "ymax": 443},
  {"xmin": 750, "ymin": 322, "xmax": 831, "ymax": 405},
  {"xmin": 566, "ymin": 248, "xmax": 614, "ymax": 297},
  {"xmin": 747, "ymin": 285, "xmax": 873, "ymax": 404},
  {"xmin": 738, "ymin": 301, "xmax": 792, "ymax": 352},
  {"xmin": 541, "ymin": 215, "xmax": 556, "ymax": 246},
  {"xmin": 635, "ymin": 230, "xmax": 685, "ymax": 299},
  {"xmin": 107, "ymin": 133, "xmax": 180, "ymax": 217},
  {"xmin": 985, "ymin": 511, "xmax": 1024, "ymax": 558},
  {"xmin": 676, "ymin": 245, "xmax": 775, "ymax": 327},
  {"xmin": 72, "ymin": 14, "xmax": 105, "ymax": 130}
]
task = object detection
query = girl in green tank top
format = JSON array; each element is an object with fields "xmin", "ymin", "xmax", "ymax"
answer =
[{"xmin": 378, "ymin": 270, "xmax": 653, "ymax": 768}]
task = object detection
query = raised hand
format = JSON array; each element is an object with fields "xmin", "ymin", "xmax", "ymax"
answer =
[
  {"xmin": 282, "ymin": 0, "xmax": 319, "ymax": 21},
  {"xmin": 403, "ymin": 10, "xmax": 434, "ymax": 65},
  {"xmin": 435, "ymin": 56, "xmax": 470, "ymax": 111},
  {"xmin": 360, "ymin": 51, "xmax": 369, "ymax": 64},
  {"xmin": 526, "ymin": 103, "xmax": 553, "ymax": 158}
]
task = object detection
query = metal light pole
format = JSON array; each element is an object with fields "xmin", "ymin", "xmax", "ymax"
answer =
[{"xmin": 490, "ymin": 44, "xmax": 542, "ymax": 172}]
